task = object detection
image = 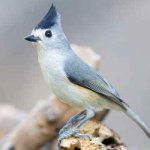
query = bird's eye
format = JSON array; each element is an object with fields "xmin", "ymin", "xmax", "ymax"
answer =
[{"xmin": 45, "ymin": 30, "xmax": 52, "ymax": 38}]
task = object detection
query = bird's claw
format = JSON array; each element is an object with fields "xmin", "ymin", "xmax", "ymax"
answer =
[
  {"xmin": 57, "ymin": 128, "xmax": 76, "ymax": 146},
  {"xmin": 58, "ymin": 128, "xmax": 90, "ymax": 147},
  {"xmin": 74, "ymin": 132, "xmax": 91, "ymax": 140}
]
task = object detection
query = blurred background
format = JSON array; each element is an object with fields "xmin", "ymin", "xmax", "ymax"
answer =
[{"xmin": 0, "ymin": 0, "xmax": 150, "ymax": 149}]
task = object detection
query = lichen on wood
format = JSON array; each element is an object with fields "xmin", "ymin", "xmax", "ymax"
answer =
[{"xmin": 60, "ymin": 120, "xmax": 127, "ymax": 150}]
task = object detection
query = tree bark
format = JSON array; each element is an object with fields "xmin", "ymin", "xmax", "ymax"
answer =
[{"xmin": 60, "ymin": 120, "xmax": 127, "ymax": 150}]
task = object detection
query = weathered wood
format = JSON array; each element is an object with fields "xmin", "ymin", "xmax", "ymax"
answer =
[{"xmin": 60, "ymin": 120, "xmax": 127, "ymax": 150}]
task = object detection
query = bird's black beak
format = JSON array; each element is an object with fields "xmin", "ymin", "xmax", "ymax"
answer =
[{"xmin": 24, "ymin": 35, "xmax": 41, "ymax": 42}]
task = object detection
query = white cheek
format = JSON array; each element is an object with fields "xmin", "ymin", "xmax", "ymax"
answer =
[
  {"xmin": 38, "ymin": 35, "xmax": 52, "ymax": 49},
  {"xmin": 43, "ymin": 34, "xmax": 57, "ymax": 48}
]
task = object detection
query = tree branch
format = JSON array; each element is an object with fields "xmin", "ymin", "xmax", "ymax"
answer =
[{"xmin": 60, "ymin": 120, "xmax": 127, "ymax": 150}]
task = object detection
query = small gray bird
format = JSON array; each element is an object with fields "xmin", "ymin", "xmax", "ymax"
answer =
[{"xmin": 25, "ymin": 4, "xmax": 150, "ymax": 144}]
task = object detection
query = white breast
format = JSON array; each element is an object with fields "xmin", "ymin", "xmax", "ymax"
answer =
[
  {"xmin": 38, "ymin": 49, "xmax": 66, "ymax": 88},
  {"xmin": 36, "ymin": 46, "xmax": 105, "ymax": 110},
  {"xmin": 37, "ymin": 49, "xmax": 86, "ymax": 107}
]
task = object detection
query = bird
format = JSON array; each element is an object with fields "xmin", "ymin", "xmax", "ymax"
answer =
[{"xmin": 25, "ymin": 4, "xmax": 150, "ymax": 145}]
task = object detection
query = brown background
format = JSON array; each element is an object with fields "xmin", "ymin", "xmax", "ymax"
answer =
[{"xmin": 0, "ymin": 0, "xmax": 150, "ymax": 149}]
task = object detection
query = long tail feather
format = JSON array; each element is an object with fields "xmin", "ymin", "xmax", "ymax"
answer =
[{"xmin": 125, "ymin": 106, "xmax": 150, "ymax": 138}]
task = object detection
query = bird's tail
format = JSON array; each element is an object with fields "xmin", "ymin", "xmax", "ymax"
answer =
[{"xmin": 124, "ymin": 105, "xmax": 150, "ymax": 138}]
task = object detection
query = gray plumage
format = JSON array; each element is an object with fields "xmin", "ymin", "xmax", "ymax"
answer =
[
  {"xmin": 25, "ymin": 3, "xmax": 150, "ymax": 144},
  {"xmin": 35, "ymin": 4, "xmax": 58, "ymax": 30},
  {"xmin": 64, "ymin": 51, "xmax": 150, "ymax": 138},
  {"xmin": 64, "ymin": 52, "xmax": 128, "ymax": 110}
]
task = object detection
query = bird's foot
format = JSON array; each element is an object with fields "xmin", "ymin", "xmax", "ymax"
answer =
[
  {"xmin": 58, "ymin": 122, "xmax": 72, "ymax": 135},
  {"xmin": 59, "ymin": 110, "xmax": 86, "ymax": 135},
  {"xmin": 58, "ymin": 128, "xmax": 78, "ymax": 146},
  {"xmin": 58, "ymin": 109, "xmax": 94, "ymax": 146},
  {"xmin": 58, "ymin": 128, "xmax": 91, "ymax": 146}
]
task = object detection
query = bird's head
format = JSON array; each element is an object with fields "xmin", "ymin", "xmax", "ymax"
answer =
[{"xmin": 25, "ymin": 4, "xmax": 68, "ymax": 50}]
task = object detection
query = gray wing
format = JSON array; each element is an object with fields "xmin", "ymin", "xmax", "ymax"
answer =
[{"xmin": 64, "ymin": 53, "xmax": 128, "ymax": 110}]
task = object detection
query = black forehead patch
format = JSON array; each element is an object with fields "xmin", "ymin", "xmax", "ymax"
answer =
[{"xmin": 35, "ymin": 4, "xmax": 58, "ymax": 29}]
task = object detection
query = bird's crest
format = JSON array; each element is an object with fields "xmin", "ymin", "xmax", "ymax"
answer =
[{"xmin": 35, "ymin": 4, "xmax": 59, "ymax": 29}]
